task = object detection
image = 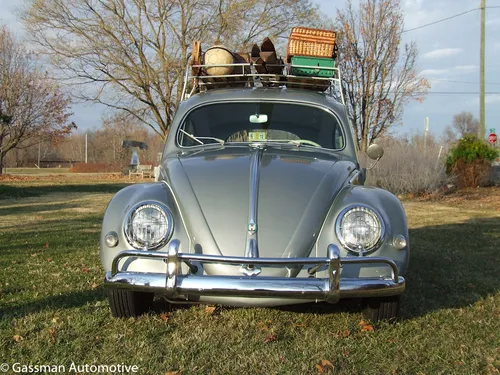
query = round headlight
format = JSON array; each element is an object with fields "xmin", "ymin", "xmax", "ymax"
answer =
[
  {"xmin": 124, "ymin": 202, "xmax": 174, "ymax": 250},
  {"xmin": 335, "ymin": 205, "xmax": 384, "ymax": 254}
]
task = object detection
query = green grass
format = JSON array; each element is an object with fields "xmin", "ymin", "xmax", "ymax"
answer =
[
  {"xmin": 3, "ymin": 167, "xmax": 71, "ymax": 175},
  {"xmin": 0, "ymin": 180, "xmax": 130, "ymax": 200},
  {"xmin": 0, "ymin": 180, "xmax": 499, "ymax": 375}
]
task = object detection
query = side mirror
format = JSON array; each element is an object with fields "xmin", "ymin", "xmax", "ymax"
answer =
[{"xmin": 366, "ymin": 143, "xmax": 384, "ymax": 160}]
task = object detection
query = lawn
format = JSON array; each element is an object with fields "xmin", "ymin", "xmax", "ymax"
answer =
[
  {"xmin": 3, "ymin": 168, "xmax": 72, "ymax": 175},
  {"xmin": 0, "ymin": 177, "xmax": 499, "ymax": 375}
]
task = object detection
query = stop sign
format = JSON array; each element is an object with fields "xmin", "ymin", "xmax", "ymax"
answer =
[{"xmin": 489, "ymin": 133, "xmax": 498, "ymax": 144}]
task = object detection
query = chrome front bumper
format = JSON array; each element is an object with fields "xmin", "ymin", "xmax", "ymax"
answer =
[{"xmin": 104, "ymin": 240, "xmax": 405, "ymax": 303}]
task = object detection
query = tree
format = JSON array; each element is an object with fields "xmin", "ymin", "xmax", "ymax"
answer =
[
  {"xmin": 451, "ymin": 111, "xmax": 479, "ymax": 137},
  {"xmin": 0, "ymin": 27, "xmax": 74, "ymax": 174},
  {"xmin": 336, "ymin": 0, "xmax": 429, "ymax": 152},
  {"xmin": 441, "ymin": 125, "xmax": 458, "ymax": 146},
  {"xmin": 21, "ymin": 0, "xmax": 321, "ymax": 140}
]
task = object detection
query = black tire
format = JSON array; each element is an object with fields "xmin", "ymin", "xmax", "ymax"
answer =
[
  {"xmin": 107, "ymin": 288, "xmax": 154, "ymax": 318},
  {"xmin": 362, "ymin": 295, "xmax": 401, "ymax": 323}
]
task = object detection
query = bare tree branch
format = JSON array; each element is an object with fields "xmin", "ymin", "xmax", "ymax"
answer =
[
  {"xmin": 0, "ymin": 27, "xmax": 74, "ymax": 174},
  {"xmin": 336, "ymin": 0, "xmax": 430, "ymax": 152},
  {"xmin": 21, "ymin": 0, "xmax": 322, "ymax": 140}
]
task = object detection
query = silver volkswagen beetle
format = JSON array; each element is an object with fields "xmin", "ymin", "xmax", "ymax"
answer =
[{"xmin": 100, "ymin": 66, "xmax": 409, "ymax": 322}]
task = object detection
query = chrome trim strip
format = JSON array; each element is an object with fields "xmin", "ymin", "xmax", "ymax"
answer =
[
  {"xmin": 110, "ymin": 248, "xmax": 400, "ymax": 283},
  {"xmin": 247, "ymin": 146, "xmax": 262, "ymax": 234},
  {"xmin": 326, "ymin": 244, "xmax": 341, "ymax": 303},
  {"xmin": 107, "ymin": 243, "xmax": 404, "ymax": 302},
  {"xmin": 166, "ymin": 240, "xmax": 180, "ymax": 293},
  {"xmin": 241, "ymin": 147, "xmax": 263, "ymax": 276},
  {"xmin": 105, "ymin": 272, "xmax": 404, "ymax": 301}
]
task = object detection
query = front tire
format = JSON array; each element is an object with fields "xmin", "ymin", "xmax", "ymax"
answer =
[
  {"xmin": 108, "ymin": 289, "xmax": 154, "ymax": 318},
  {"xmin": 362, "ymin": 295, "xmax": 401, "ymax": 322}
]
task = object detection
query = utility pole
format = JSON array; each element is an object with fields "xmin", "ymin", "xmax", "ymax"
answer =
[
  {"xmin": 85, "ymin": 133, "xmax": 88, "ymax": 163},
  {"xmin": 479, "ymin": 0, "xmax": 486, "ymax": 140}
]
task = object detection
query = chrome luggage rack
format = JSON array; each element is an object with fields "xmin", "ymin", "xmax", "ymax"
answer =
[{"xmin": 181, "ymin": 61, "xmax": 345, "ymax": 105}]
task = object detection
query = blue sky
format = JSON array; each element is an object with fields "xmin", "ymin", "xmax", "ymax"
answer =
[{"xmin": 2, "ymin": 0, "xmax": 500, "ymax": 139}]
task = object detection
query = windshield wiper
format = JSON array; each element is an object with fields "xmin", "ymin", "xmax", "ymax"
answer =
[
  {"xmin": 180, "ymin": 129, "xmax": 204, "ymax": 145},
  {"xmin": 179, "ymin": 129, "xmax": 224, "ymax": 145},
  {"xmin": 256, "ymin": 139, "xmax": 322, "ymax": 148},
  {"xmin": 198, "ymin": 136, "xmax": 225, "ymax": 145}
]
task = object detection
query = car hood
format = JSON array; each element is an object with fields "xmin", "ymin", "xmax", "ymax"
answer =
[{"xmin": 163, "ymin": 145, "xmax": 355, "ymax": 274}]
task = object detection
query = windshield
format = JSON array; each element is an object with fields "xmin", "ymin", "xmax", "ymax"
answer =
[{"xmin": 177, "ymin": 102, "xmax": 345, "ymax": 149}]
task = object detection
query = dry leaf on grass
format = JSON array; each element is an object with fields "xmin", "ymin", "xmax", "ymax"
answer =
[
  {"xmin": 48, "ymin": 328, "xmax": 56, "ymax": 343},
  {"xmin": 263, "ymin": 333, "xmax": 277, "ymax": 343},
  {"xmin": 43, "ymin": 242, "xmax": 49, "ymax": 248},
  {"xmin": 165, "ymin": 371, "xmax": 181, "ymax": 375},
  {"xmin": 341, "ymin": 329, "xmax": 350, "ymax": 337},
  {"xmin": 13, "ymin": 335, "xmax": 23, "ymax": 342},
  {"xmin": 204, "ymin": 306, "xmax": 216, "ymax": 315},
  {"xmin": 257, "ymin": 321, "xmax": 270, "ymax": 331},
  {"xmin": 359, "ymin": 320, "xmax": 374, "ymax": 332},
  {"xmin": 329, "ymin": 329, "xmax": 350, "ymax": 338},
  {"xmin": 91, "ymin": 282, "xmax": 98, "ymax": 289},
  {"xmin": 82, "ymin": 267, "xmax": 89, "ymax": 273},
  {"xmin": 316, "ymin": 359, "xmax": 334, "ymax": 373},
  {"xmin": 159, "ymin": 313, "xmax": 169, "ymax": 322}
]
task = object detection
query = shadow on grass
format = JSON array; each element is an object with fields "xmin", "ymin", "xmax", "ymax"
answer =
[
  {"xmin": 402, "ymin": 216, "xmax": 500, "ymax": 318},
  {"xmin": 0, "ymin": 201, "xmax": 81, "ymax": 216},
  {"xmin": 0, "ymin": 288, "xmax": 108, "ymax": 318},
  {"xmin": 0, "ymin": 183, "xmax": 130, "ymax": 200},
  {"xmin": 2, "ymin": 217, "xmax": 499, "ymax": 319}
]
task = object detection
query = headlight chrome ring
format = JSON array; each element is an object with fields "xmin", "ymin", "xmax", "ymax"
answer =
[
  {"xmin": 124, "ymin": 201, "xmax": 174, "ymax": 250},
  {"xmin": 335, "ymin": 205, "xmax": 385, "ymax": 254}
]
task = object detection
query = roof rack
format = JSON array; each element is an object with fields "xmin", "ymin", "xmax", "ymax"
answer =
[{"xmin": 181, "ymin": 61, "xmax": 345, "ymax": 105}]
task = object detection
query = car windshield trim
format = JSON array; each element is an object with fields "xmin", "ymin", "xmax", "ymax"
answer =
[{"xmin": 175, "ymin": 101, "xmax": 346, "ymax": 152}]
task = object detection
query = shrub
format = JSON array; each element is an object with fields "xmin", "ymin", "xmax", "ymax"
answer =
[
  {"xmin": 365, "ymin": 136, "xmax": 449, "ymax": 196},
  {"xmin": 446, "ymin": 135, "xmax": 499, "ymax": 188}
]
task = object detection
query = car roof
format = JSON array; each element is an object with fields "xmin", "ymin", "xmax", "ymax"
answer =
[{"xmin": 179, "ymin": 87, "xmax": 346, "ymax": 113}]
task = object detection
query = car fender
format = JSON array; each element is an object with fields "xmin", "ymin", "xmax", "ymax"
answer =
[
  {"xmin": 315, "ymin": 184, "xmax": 410, "ymax": 278},
  {"xmin": 100, "ymin": 182, "xmax": 190, "ymax": 272}
]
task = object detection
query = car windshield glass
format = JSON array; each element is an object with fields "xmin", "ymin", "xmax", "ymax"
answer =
[{"xmin": 177, "ymin": 102, "xmax": 345, "ymax": 149}]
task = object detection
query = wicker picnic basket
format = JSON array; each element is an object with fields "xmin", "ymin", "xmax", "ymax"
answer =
[{"xmin": 286, "ymin": 27, "xmax": 336, "ymax": 61}]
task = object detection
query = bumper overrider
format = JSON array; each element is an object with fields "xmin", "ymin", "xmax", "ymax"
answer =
[{"xmin": 104, "ymin": 240, "xmax": 405, "ymax": 302}]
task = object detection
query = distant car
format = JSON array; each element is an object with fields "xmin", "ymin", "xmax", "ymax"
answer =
[{"xmin": 100, "ymin": 62, "xmax": 409, "ymax": 322}]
